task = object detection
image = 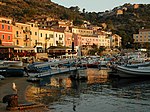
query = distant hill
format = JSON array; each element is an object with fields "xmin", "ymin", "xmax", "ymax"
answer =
[
  {"xmin": 0, "ymin": 1, "xmax": 150, "ymax": 48},
  {"xmin": 81, "ymin": 3, "xmax": 150, "ymax": 47}
]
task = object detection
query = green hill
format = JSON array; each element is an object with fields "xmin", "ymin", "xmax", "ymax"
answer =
[{"xmin": 0, "ymin": 0, "xmax": 82, "ymax": 22}]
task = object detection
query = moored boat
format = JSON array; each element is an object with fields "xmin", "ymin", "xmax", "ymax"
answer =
[
  {"xmin": 0, "ymin": 60, "xmax": 26, "ymax": 77},
  {"xmin": 115, "ymin": 65, "xmax": 150, "ymax": 77}
]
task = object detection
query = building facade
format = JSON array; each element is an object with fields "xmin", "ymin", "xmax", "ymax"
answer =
[
  {"xmin": 110, "ymin": 34, "xmax": 122, "ymax": 48},
  {"xmin": 15, "ymin": 22, "xmax": 31, "ymax": 47},
  {"xmin": 0, "ymin": 17, "xmax": 13, "ymax": 46},
  {"xmin": 81, "ymin": 35, "xmax": 98, "ymax": 46},
  {"xmin": 53, "ymin": 29, "xmax": 65, "ymax": 46},
  {"xmin": 133, "ymin": 29, "xmax": 150, "ymax": 48}
]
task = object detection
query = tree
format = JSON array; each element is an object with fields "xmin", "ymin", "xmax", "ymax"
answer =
[
  {"xmin": 69, "ymin": 6, "xmax": 80, "ymax": 13},
  {"xmin": 97, "ymin": 46, "xmax": 106, "ymax": 55},
  {"xmin": 73, "ymin": 18, "xmax": 83, "ymax": 26}
]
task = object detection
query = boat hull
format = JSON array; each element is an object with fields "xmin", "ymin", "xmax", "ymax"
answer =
[
  {"xmin": 116, "ymin": 65, "xmax": 150, "ymax": 77},
  {"xmin": 0, "ymin": 68, "xmax": 25, "ymax": 77}
]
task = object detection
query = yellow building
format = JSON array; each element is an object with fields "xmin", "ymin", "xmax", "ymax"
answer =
[
  {"xmin": 38, "ymin": 28, "xmax": 54, "ymax": 52},
  {"xmin": 98, "ymin": 31, "xmax": 111, "ymax": 48},
  {"xmin": 133, "ymin": 29, "xmax": 150, "ymax": 43},
  {"xmin": 27, "ymin": 22, "xmax": 39, "ymax": 48},
  {"xmin": 72, "ymin": 27, "xmax": 93, "ymax": 36},
  {"xmin": 134, "ymin": 4, "xmax": 139, "ymax": 9},
  {"xmin": 15, "ymin": 22, "xmax": 31, "ymax": 47},
  {"xmin": 111, "ymin": 34, "xmax": 122, "ymax": 48},
  {"xmin": 117, "ymin": 10, "xmax": 123, "ymax": 15},
  {"xmin": 12, "ymin": 25, "xmax": 24, "ymax": 47}
]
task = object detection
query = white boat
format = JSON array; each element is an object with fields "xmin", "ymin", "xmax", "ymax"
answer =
[
  {"xmin": 125, "ymin": 62, "xmax": 150, "ymax": 68},
  {"xmin": 0, "ymin": 60, "xmax": 25, "ymax": 77},
  {"xmin": 116, "ymin": 65, "xmax": 150, "ymax": 77},
  {"xmin": 0, "ymin": 60, "xmax": 23, "ymax": 67},
  {"xmin": 27, "ymin": 71, "xmax": 51, "ymax": 77}
]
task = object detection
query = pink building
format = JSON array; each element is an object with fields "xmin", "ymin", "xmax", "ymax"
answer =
[
  {"xmin": 81, "ymin": 35, "xmax": 98, "ymax": 46},
  {"xmin": 73, "ymin": 34, "xmax": 82, "ymax": 47},
  {"xmin": 65, "ymin": 32, "xmax": 72, "ymax": 47}
]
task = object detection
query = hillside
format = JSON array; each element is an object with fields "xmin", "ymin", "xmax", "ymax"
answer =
[
  {"xmin": 0, "ymin": 0, "xmax": 82, "ymax": 22},
  {"xmin": 0, "ymin": 1, "xmax": 150, "ymax": 48}
]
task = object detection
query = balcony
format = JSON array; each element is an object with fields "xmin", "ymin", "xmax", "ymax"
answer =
[
  {"xmin": 24, "ymin": 37, "xmax": 31, "ymax": 41},
  {"xmin": 14, "ymin": 35, "xmax": 22, "ymax": 39},
  {"xmin": 45, "ymin": 37, "xmax": 50, "ymax": 40},
  {"xmin": 23, "ymin": 29, "xmax": 31, "ymax": 33}
]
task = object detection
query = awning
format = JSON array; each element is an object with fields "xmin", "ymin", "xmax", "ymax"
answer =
[{"xmin": 14, "ymin": 47, "xmax": 35, "ymax": 51}]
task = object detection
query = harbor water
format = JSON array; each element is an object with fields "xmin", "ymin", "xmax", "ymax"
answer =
[{"xmin": 26, "ymin": 68, "xmax": 150, "ymax": 112}]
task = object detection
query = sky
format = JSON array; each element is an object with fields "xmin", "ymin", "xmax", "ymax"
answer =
[{"xmin": 52, "ymin": 0, "xmax": 150, "ymax": 12}]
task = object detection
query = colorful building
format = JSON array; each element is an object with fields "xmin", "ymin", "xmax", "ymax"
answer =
[
  {"xmin": 98, "ymin": 34, "xmax": 110, "ymax": 48},
  {"xmin": 15, "ymin": 22, "xmax": 31, "ymax": 47},
  {"xmin": 133, "ymin": 28, "xmax": 150, "ymax": 47},
  {"xmin": 65, "ymin": 31, "xmax": 73, "ymax": 47},
  {"xmin": 0, "ymin": 17, "xmax": 13, "ymax": 46},
  {"xmin": 81, "ymin": 35, "xmax": 98, "ymax": 46},
  {"xmin": 12, "ymin": 25, "xmax": 24, "ymax": 47},
  {"xmin": 110, "ymin": 34, "xmax": 122, "ymax": 48},
  {"xmin": 73, "ymin": 34, "xmax": 82, "ymax": 47},
  {"xmin": 53, "ymin": 28, "xmax": 65, "ymax": 46},
  {"xmin": 72, "ymin": 27, "xmax": 93, "ymax": 36}
]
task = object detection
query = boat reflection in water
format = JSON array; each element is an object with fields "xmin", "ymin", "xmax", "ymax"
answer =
[{"xmin": 25, "ymin": 69, "xmax": 150, "ymax": 112}]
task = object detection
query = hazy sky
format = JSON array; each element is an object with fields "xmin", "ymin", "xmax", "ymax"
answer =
[{"xmin": 52, "ymin": 0, "xmax": 150, "ymax": 12}]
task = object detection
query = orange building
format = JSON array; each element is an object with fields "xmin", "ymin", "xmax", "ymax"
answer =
[{"xmin": 0, "ymin": 17, "xmax": 13, "ymax": 46}]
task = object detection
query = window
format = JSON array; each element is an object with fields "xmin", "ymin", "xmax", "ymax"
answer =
[
  {"xmin": 25, "ymin": 35, "xmax": 28, "ymax": 40},
  {"xmin": 2, "ymin": 25, "xmax": 4, "ymax": 29},
  {"xmin": 35, "ymin": 32, "xmax": 37, "ymax": 36},
  {"xmin": 25, "ymin": 27, "xmax": 27, "ymax": 31},
  {"xmin": 16, "ymin": 31, "xmax": 19, "ymax": 37},
  {"xmin": 35, "ymin": 40, "xmax": 37, "ymax": 44},
  {"xmin": 49, "ymin": 34, "xmax": 53, "ymax": 38},
  {"xmin": 41, "ymin": 33, "xmax": 42, "ymax": 37},
  {"xmin": 8, "ymin": 35, "xmax": 10, "ymax": 40},
  {"xmin": 8, "ymin": 26, "xmax": 10, "ymax": 30},
  {"xmin": 16, "ymin": 40, "xmax": 19, "ymax": 45},
  {"xmin": 2, "ymin": 35, "xmax": 4, "ymax": 39}
]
